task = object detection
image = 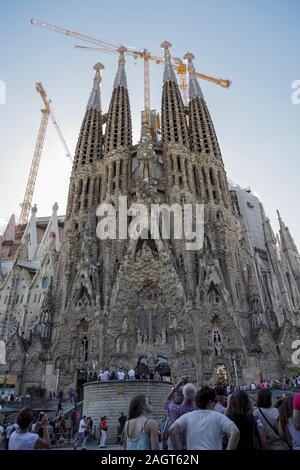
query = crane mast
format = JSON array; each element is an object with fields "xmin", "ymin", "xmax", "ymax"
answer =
[
  {"xmin": 19, "ymin": 108, "xmax": 49, "ymax": 226},
  {"xmin": 18, "ymin": 82, "xmax": 71, "ymax": 227},
  {"xmin": 36, "ymin": 82, "xmax": 72, "ymax": 161}
]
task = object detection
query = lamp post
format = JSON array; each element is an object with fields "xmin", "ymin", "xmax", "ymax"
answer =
[
  {"xmin": 230, "ymin": 353, "xmax": 239, "ymax": 389},
  {"xmin": 3, "ymin": 369, "xmax": 8, "ymax": 399},
  {"xmin": 55, "ymin": 368, "xmax": 60, "ymax": 396}
]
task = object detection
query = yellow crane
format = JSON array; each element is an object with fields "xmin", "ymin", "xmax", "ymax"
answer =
[
  {"xmin": 18, "ymin": 83, "xmax": 71, "ymax": 227},
  {"xmin": 31, "ymin": 18, "xmax": 231, "ymax": 127}
]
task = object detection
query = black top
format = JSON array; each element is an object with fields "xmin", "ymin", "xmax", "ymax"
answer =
[
  {"xmin": 227, "ymin": 413, "xmax": 257, "ymax": 449},
  {"xmin": 119, "ymin": 415, "xmax": 127, "ymax": 429}
]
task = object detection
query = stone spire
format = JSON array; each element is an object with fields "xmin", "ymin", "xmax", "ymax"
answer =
[
  {"xmin": 28, "ymin": 204, "xmax": 38, "ymax": 260},
  {"xmin": 184, "ymin": 52, "xmax": 204, "ymax": 100},
  {"xmin": 277, "ymin": 210, "xmax": 300, "ymax": 291},
  {"xmin": 161, "ymin": 40, "xmax": 177, "ymax": 84},
  {"xmin": 260, "ymin": 204, "xmax": 296, "ymax": 318},
  {"xmin": 65, "ymin": 64, "xmax": 104, "ymax": 224},
  {"xmin": 113, "ymin": 46, "xmax": 128, "ymax": 89},
  {"xmin": 277, "ymin": 210, "xmax": 299, "ymax": 254},
  {"xmin": 73, "ymin": 63, "xmax": 104, "ymax": 171},
  {"xmin": 86, "ymin": 62, "xmax": 104, "ymax": 110},
  {"xmin": 184, "ymin": 52, "xmax": 221, "ymax": 158},
  {"xmin": 3, "ymin": 214, "xmax": 15, "ymax": 242},
  {"xmin": 160, "ymin": 41, "xmax": 188, "ymax": 146},
  {"xmin": 104, "ymin": 47, "xmax": 132, "ymax": 154}
]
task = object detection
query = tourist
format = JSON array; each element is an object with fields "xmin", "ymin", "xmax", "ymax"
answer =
[
  {"xmin": 56, "ymin": 399, "xmax": 63, "ymax": 416},
  {"xmin": 169, "ymin": 386, "xmax": 240, "ymax": 450},
  {"xmin": 164, "ymin": 376, "xmax": 197, "ymax": 449},
  {"xmin": 278, "ymin": 395, "xmax": 300, "ymax": 450},
  {"xmin": 102, "ymin": 369, "xmax": 111, "ymax": 381},
  {"xmin": 117, "ymin": 369, "xmax": 125, "ymax": 380},
  {"xmin": 254, "ymin": 389, "xmax": 289, "ymax": 450},
  {"xmin": 8, "ymin": 407, "xmax": 50, "ymax": 450},
  {"xmin": 154, "ymin": 371, "xmax": 161, "ymax": 381},
  {"xmin": 128, "ymin": 368, "xmax": 136, "ymax": 380},
  {"xmin": 4, "ymin": 420, "xmax": 16, "ymax": 449},
  {"xmin": 293, "ymin": 392, "xmax": 300, "ymax": 430},
  {"xmin": 118, "ymin": 412, "xmax": 127, "ymax": 442},
  {"xmin": 74, "ymin": 415, "xmax": 87, "ymax": 450},
  {"xmin": 0, "ymin": 420, "xmax": 4, "ymax": 449},
  {"xmin": 99, "ymin": 416, "xmax": 108, "ymax": 448},
  {"xmin": 87, "ymin": 416, "xmax": 93, "ymax": 435},
  {"xmin": 123, "ymin": 394, "xmax": 159, "ymax": 450},
  {"xmin": 214, "ymin": 386, "xmax": 226, "ymax": 413},
  {"xmin": 225, "ymin": 390, "xmax": 268, "ymax": 449},
  {"xmin": 161, "ymin": 416, "xmax": 171, "ymax": 450}
]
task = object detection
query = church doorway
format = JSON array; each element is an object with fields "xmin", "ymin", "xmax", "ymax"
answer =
[
  {"xmin": 214, "ymin": 363, "xmax": 228, "ymax": 385},
  {"xmin": 76, "ymin": 369, "xmax": 87, "ymax": 401}
]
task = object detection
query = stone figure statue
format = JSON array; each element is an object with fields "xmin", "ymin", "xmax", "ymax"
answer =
[
  {"xmin": 212, "ymin": 327, "xmax": 223, "ymax": 356},
  {"xmin": 116, "ymin": 337, "xmax": 121, "ymax": 353},
  {"xmin": 121, "ymin": 317, "xmax": 128, "ymax": 333},
  {"xmin": 137, "ymin": 328, "xmax": 142, "ymax": 345}
]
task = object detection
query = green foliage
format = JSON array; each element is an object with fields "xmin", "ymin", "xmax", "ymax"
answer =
[{"xmin": 25, "ymin": 385, "xmax": 46, "ymax": 398}]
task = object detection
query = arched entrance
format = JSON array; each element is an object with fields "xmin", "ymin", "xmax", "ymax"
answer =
[
  {"xmin": 76, "ymin": 369, "xmax": 88, "ymax": 400},
  {"xmin": 214, "ymin": 363, "xmax": 228, "ymax": 385}
]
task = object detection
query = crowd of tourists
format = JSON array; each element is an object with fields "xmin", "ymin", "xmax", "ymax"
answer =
[
  {"xmin": 1, "ymin": 375, "xmax": 300, "ymax": 451},
  {"xmin": 86, "ymin": 367, "xmax": 167, "ymax": 382},
  {"xmin": 119, "ymin": 377, "xmax": 300, "ymax": 450},
  {"xmin": 0, "ymin": 408, "xmax": 73, "ymax": 450}
]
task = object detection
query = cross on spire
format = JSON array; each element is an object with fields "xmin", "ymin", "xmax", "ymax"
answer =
[
  {"xmin": 86, "ymin": 62, "xmax": 104, "ymax": 110},
  {"xmin": 160, "ymin": 40, "xmax": 177, "ymax": 84},
  {"xmin": 113, "ymin": 46, "xmax": 128, "ymax": 88},
  {"xmin": 183, "ymin": 52, "xmax": 204, "ymax": 99}
]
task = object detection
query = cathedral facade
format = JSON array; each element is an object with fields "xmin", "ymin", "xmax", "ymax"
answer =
[{"xmin": 1, "ymin": 43, "xmax": 300, "ymax": 395}]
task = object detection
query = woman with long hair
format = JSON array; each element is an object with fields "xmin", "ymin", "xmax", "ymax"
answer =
[
  {"xmin": 254, "ymin": 388, "xmax": 289, "ymax": 450},
  {"xmin": 123, "ymin": 394, "xmax": 159, "ymax": 450},
  {"xmin": 278, "ymin": 395, "xmax": 300, "ymax": 450},
  {"xmin": 225, "ymin": 391, "xmax": 267, "ymax": 450}
]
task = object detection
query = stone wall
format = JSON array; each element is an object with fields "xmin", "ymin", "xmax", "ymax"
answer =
[{"xmin": 83, "ymin": 380, "xmax": 172, "ymax": 443}]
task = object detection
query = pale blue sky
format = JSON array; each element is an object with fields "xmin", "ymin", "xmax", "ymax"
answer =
[{"xmin": 0, "ymin": 0, "xmax": 299, "ymax": 246}]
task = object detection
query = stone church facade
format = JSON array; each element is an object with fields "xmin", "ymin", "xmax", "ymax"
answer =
[{"xmin": 1, "ymin": 43, "xmax": 300, "ymax": 394}]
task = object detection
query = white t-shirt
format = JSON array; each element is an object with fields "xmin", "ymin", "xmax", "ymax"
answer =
[
  {"xmin": 175, "ymin": 409, "xmax": 237, "ymax": 450},
  {"xmin": 128, "ymin": 369, "xmax": 135, "ymax": 379},
  {"xmin": 8, "ymin": 431, "xmax": 39, "ymax": 450},
  {"xmin": 79, "ymin": 419, "xmax": 86, "ymax": 433},
  {"xmin": 117, "ymin": 371, "xmax": 125, "ymax": 380},
  {"xmin": 6, "ymin": 424, "xmax": 16, "ymax": 438}
]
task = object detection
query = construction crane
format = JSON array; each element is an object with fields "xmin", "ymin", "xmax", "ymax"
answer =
[
  {"xmin": 36, "ymin": 82, "xmax": 72, "ymax": 162},
  {"xmin": 31, "ymin": 18, "xmax": 231, "ymax": 127},
  {"xmin": 18, "ymin": 83, "xmax": 71, "ymax": 227}
]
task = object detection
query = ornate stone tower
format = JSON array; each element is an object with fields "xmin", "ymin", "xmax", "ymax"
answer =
[{"xmin": 6, "ymin": 44, "xmax": 300, "ymax": 396}]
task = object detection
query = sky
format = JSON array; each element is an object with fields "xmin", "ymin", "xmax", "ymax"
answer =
[{"xmin": 0, "ymin": 0, "xmax": 299, "ymax": 246}]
